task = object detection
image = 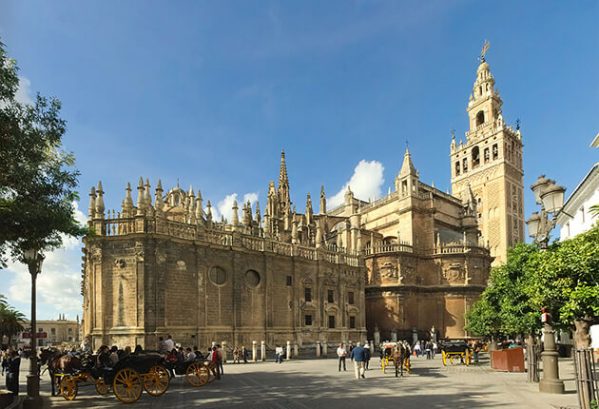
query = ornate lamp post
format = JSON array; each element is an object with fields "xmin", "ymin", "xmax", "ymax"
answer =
[
  {"xmin": 525, "ymin": 175, "xmax": 566, "ymax": 394},
  {"xmin": 22, "ymin": 248, "xmax": 44, "ymax": 409}
]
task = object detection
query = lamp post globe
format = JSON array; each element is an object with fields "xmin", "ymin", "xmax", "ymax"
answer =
[{"xmin": 540, "ymin": 183, "xmax": 565, "ymax": 214}]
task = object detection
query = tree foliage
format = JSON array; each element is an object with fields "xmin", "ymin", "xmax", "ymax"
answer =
[
  {"xmin": 0, "ymin": 294, "xmax": 25, "ymax": 344},
  {"xmin": 0, "ymin": 40, "xmax": 85, "ymax": 266},
  {"xmin": 466, "ymin": 243, "xmax": 542, "ymax": 338},
  {"xmin": 467, "ymin": 224, "xmax": 599, "ymax": 338}
]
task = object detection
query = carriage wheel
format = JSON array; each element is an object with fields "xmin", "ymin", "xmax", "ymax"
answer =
[
  {"xmin": 143, "ymin": 365, "xmax": 170, "ymax": 397},
  {"xmin": 441, "ymin": 351, "xmax": 447, "ymax": 366},
  {"xmin": 95, "ymin": 378, "xmax": 109, "ymax": 395},
  {"xmin": 113, "ymin": 368, "xmax": 143, "ymax": 404},
  {"xmin": 198, "ymin": 365, "xmax": 211, "ymax": 385},
  {"xmin": 404, "ymin": 358, "xmax": 411, "ymax": 373},
  {"xmin": 464, "ymin": 350, "xmax": 471, "ymax": 366},
  {"xmin": 185, "ymin": 363, "xmax": 204, "ymax": 387},
  {"xmin": 60, "ymin": 375, "xmax": 78, "ymax": 401}
]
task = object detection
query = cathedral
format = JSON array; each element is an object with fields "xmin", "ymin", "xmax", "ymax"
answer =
[{"xmin": 81, "ymin": 50, "xmax": 523, "ymax": 350}]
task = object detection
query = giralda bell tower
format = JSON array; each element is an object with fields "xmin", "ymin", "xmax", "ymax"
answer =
[{"xmin": 450, "ymin": 42, "xmax": 524, "ymax": 265}]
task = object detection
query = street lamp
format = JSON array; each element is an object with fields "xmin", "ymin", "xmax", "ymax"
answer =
[
  {"xmin": 526, "ymin": 175, "xmax": 566, "ymax": 394},
  {"xmin": 22, "ymin": 248, "xmax": 44, "ymax": 409}
]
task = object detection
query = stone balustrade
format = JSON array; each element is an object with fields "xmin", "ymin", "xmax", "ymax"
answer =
[{"xmin": 94, "ymin": 216, "xmax": 364, "ymax": 266}]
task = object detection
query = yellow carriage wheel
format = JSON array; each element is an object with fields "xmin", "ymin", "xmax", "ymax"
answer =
[
  {"xmin": 441, "ymin": 351, "xmax": 447, "ymax": 366},
  {"xmin": 60, "ymin": 375, "xmax": 78, "ymax": 401},
  {"xmin": 95, "ymin": 378, "xmax": 109, "ymax": 395},
  {"xmin": 464, "ymin": 350, "xmax": 471, "ymax": 366},
  {"xmin": 185, "ymin": 363, "xmax": 203, "ymax": 387},
  {"xmin": 143, "ymin": 365, "xmax": 170, "ymax": 397},
  {"xmin": 113, "ymin": 368, "xmax": 143, "ymax": 404},
  {"xmin": 404, "ymin": 358, "xmax": 411, "ymax": 373}
]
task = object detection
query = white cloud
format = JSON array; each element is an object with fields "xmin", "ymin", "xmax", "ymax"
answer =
[
  {"xmin": 329, "ymin": 160, "xmax": 385, "ymax": 209},
  {"xmin": 2, "ymin": 201, "xmax": 86, "ymax": 320},
  {"xmin": 15, "ymin": 76, "xmax": 33, "ymax": 105},
  {"xmin": 208, "ymin": 192, "xmax": 259, "ymax": 223}
]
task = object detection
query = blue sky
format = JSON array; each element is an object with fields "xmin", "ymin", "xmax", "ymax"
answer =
[{"xmin": 0, "ymin": 1, "xmax": 597, "ymax": 320}]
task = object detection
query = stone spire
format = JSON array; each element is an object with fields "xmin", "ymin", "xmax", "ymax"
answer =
[
  {"xmin": 88, "ymin": 186, "xmax": 96, "ymax": 221},
  {"xmin": 291, "ymin": 214, "xmax": 299, "ymax": 244},
  {"xmin": 319, "ymin": 185, "xmax": 327, "ymax": 215},
  {"xmin": 95, "ymin": 181, "xmax": 105, "ymax": 217},
  {"xmin": 305, "ymin": 193, "xmax": 313, "ymax": 225},
  {"xmin": 278, "ymin": 150, "xmax": 291, "ymax": 213},
  {"xmin": 399, "ymin": 147, "xmax": 418, "ymax": 178},
  {"xmin": 254, "ymin": 201, "xmax": 261, "ymax": 227},
  {"xmin": 206, "ymin": 200, "xmax": 213, "ymax": 226},
  {"xmin": 136, "ymin": 177, "xmax": 145, "ymax": 214},
  {"xmin": 195, "ymin": 190, "xmax": 203, "ymax": 223},
  {"xmin": 154, "ymin": 180, "xmax": 164, "ymax": 213},
  {"xmin": 187, "ymin": 186, "xmax": 195, "ymax": 222},
  {"xmin": 232, "ymin": 200, "xmax": 239, "ymax": 226},
  {"xmin": 145, "ymin": 179, "xmax": 154, "ymax": 216},
  {"xmin": 122, "ymin": 182, "xmax": 134, "ymax": 216},
  {"xmin": 267, "ymin": 181, "xmax": 278, "ymax": 220}
]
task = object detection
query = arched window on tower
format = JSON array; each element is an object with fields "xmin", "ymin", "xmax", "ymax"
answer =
[
  {"xmin": 462, "ymin": 158, "xmax": 468, "ymax": 173},
  {"xmin": 476, "ymin": 111, "xmax": 485, "ymax": 126},
  {"xmin": 492, "ymin": 144, "xmax": 499, "ymax": 160},
  {"xmin": 484, "ymin": 148, "xmax": 490, "ymax": 163},
  {"xmin": 455, "ymin": 161, "xmax": 461, "ymax": 176},
  {"xmin": 472, "ymin": 146, "xmax": 480, "ymax": 169},
  {"xmin": 479, "ymin": 86, "xmax": 483, "ymax": 96}
]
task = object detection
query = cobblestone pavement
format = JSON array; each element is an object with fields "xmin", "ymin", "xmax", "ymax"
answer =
[{"xmin": 13, "ymin": 354, "xmax": 580, "ymax": 408}]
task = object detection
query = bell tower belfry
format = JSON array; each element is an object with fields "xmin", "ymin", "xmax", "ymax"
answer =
[{"xmin": 450, "ymin": 43, "xmax": 524, "ymax": 265}]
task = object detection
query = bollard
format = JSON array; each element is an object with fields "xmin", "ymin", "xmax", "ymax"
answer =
[
  {"xmin": 260, "ymin": 340, "xmax": 266, "ymax": 362},
  {"xmin": 294, "ymin": 343, "xmax": 299, "ymax": 358},
  {"xmin": 316, "ymin": 341, "xmax": 321, "ymax": 357},
  {"xmin": 286, "ymin": 341, "xmax": 291, "ymax": 360},
  {"xmin": 322, "ymin": 342, "xmax": 328, "ymax": 357},
  {"xmin": 252, "ymin": 340, "xmax": 257, "ymax": 362},
  {"xmin": 221, "ymin": 341, "xmax": 227, "ymax": 363}
]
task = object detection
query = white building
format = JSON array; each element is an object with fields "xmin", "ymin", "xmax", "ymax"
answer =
[{"xmin": 557, "ymin": 162, "xmax": 599, "ymax": 240}]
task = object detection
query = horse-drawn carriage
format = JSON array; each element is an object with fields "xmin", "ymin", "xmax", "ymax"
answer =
[
  {"xmin": 42, "ymin": 348, "xmax": 216, "ymax": 404},
  {"xmin": 380, "ymin": 342, "xmax": 411, "ymax": 376},
  {"xmin": 440, "ymin": 340, "xmax": 472, "ymax": 366},
  {"xmin": 55, "ymin": 353, "xmax": 170, "ymax": 403}
]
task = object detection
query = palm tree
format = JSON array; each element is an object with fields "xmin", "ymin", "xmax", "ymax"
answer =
[{"xmin": 0, "ymin": 297, "xmax": 26, "ymax": 346}]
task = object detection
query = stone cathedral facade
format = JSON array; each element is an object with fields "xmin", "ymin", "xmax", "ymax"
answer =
[{"xmin": 81, "ymin": 52, "xmax": 523, "ymax": 349}]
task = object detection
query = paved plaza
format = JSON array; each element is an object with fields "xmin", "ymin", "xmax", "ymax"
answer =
[{"xmin": 7, "ymin": 354, "xmax": 578, "ymax": 409}]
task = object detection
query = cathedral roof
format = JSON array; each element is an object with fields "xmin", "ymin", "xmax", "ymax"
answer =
[{"xmin": 399, "ymin": 147, "xmax": 418, "ymax": 177}]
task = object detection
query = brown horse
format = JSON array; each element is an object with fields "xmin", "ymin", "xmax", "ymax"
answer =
[{"xmin": 39, "ymin": 349, "xmax": 84, "ymax": 396}]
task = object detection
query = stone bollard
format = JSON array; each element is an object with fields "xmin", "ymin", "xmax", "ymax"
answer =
[
  {"xmin": 316, "ymin": 341, "xmax": 321, "ymax": 357},
  {"xmin": 222, "ymin": 341, "xmax": 227, "ymax": 363},
  {"xmin": 286, "ymin": 341, "xmax": 291, "ymax": 360},
  {"xmin": 260, "ymin": 340, "xmax": 266, "ymax": 362},
  {"xmin": 322, "ymin": 342, "xmax": 328, "ymax": 357},
  {"xmin": 252, "ymin": 340, "xmax": 257, "ymax": 362},
  {"xmin": 294, "ymin": 343, "xmax": 299, "ymax": 358}
]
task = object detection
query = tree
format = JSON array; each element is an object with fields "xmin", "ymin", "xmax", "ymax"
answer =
[
  {"xmin": 0, "ymin": 40, "xmax": 85, "ymax": 266},
  {"xmin": 528, "ymin": 224, "xmax": 599, "ymax": 348},
  {"xmin": 466, "ymin": 243, "xmax": 543, "ymax": 338},
  {"xmin": 0, "ymin": 302, "xmax": 25, "ymax": 345}
]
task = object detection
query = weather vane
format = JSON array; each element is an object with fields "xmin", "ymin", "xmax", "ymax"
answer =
[{"xmin": 480, "ymin": 39, "xmax": 490, "ymax": 62}]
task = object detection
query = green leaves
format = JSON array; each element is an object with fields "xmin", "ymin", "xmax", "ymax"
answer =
[
  {"xmin": 0, "ymin": 295, "xmax": 25, "ymax": 343},
  {"xmin": 0, "ymin": 40, "xmax": 86, "ymax": 266},
  {"xmin": 466, "ymin": 224, "xmax": 599, "ymax": 338}
]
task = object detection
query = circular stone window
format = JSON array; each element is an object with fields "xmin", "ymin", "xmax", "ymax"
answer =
[
  {"xmin": 245, "ymin": 270, "xmax": 261, "ymax": 288},
  {"xmin": 209, "ymin": 266, "xmax": 227, "ymax": 286}
]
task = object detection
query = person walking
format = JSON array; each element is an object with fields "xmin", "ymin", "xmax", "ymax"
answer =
[
  {"xmin": 364, "ymin": 343, "xmax": 371, "ymax": 370},
  {"xmin": 349, "ymin": 342, "xmax": 367, "ymax": 379},
  {"xmin": 336, "ymin": 343, "xmax": 347, "ymax": 371},
  {"xmin": 5, "ymin": 350, "xmax": 20, "ymax": 399}
]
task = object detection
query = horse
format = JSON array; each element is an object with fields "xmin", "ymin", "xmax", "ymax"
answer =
[
  {"xmin": 39, "ymin": 348, "xmax": 85, "ymax": 396},
  {"xmin": 391, "ymin": 342, "xmax": 411, "ymax": 377}
]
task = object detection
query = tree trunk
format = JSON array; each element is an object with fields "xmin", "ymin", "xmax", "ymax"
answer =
[
  {"xmin": 573, "ymin": 317, "xmax": 594, "ymax": 409},
  {"xmin": 573, "ymin": 318, "xmax": 592, "ymax": 349},
  {"xmin": 526, "ymin": 333, "xmax": 539, "ymax": 382}
]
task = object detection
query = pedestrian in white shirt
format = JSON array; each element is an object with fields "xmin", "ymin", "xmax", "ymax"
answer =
[{"xmin": 337, "ymin": 343, "xmax": 347, "ymax": 371}]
